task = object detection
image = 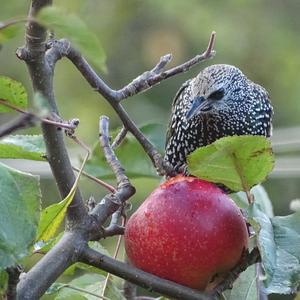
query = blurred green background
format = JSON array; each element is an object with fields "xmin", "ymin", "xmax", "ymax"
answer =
[{"xmin": 1, "ymin": 1, "xmax": 300, "ymax": 299}]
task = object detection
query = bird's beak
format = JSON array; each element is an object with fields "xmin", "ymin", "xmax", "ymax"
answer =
[{"xmin": 186, "ymin": 96, "xmax": 211, "ymax": 120}]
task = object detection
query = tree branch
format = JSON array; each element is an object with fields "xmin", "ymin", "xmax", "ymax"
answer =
[
  {"xmin": 17, "ymin": 232, "xmax": 81, "ymax": 300},
  {"xmin": 103, "ymin": 207, "xmax": 125, "ymax": 238},
  {"xmin": 45, "ymin": 32, "xmax": 216, "ymax": 176},
  {"xmin": 99, "ymin": 116, "xmax": 129, "ymax": 185},
  {"xmin": 111, "ymin": 126, "xmax": 128, "ymax": 149},
  {"xmin": 116, "ymin": 32, "xmax": 216, "ymax": 100},
  {"xmin": 6, "ymin": 265, "xmax": 23, "ymax": 300},
  {"xmin": 89, "ymin": 116, "xmax": 135, "ymax": 240},
  {"xmin": 211, "ymin": 247, "xmax": 261, "ymax": 298},
  {"xmin": 16, "ymin": 0, "xmax": 87, "ymax": 225},
  {"xmin": 0, "ymin": 114, "xmax": 35, "ymax": 138},
  {"xmin": 80, "ymin": 247, "xmax": 213, "ymax": 300}
]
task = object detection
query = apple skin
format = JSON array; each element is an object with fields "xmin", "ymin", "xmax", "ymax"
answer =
[{"xmin": 124, "ymin": 175, "xmax": 248, "ymax": 290}]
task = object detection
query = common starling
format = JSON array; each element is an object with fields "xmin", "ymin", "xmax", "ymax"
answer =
[{"xmin": 164, "ymin": 64, "xmax": 273, "ymax": 173}]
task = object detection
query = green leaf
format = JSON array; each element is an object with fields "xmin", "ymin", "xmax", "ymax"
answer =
[
  {"xmin": 0, "ymin": 76, "xmax": 27, "ymax": 112},
  {"xmin": 50, "ymin": 273, "xmax": 126, "ymax": 300},
  {"xmin": 37, "ymin": 6, "xmax": 106, "ymax": 71},
  {"xmin": 187, "ymin": 135, "xmax": 274, "ymax": 192},
  {"xmin": 0, "ymin": 163, "xmax": 40, "ymax": 269},
  {"xmin": 225, "ymin": 265, "xmax": 258, "ymax": 300},
  {"xmin": 0, "ymin": 135, "xmax": 46, "ymax": 160},
  {"xmin": 85, "ymin": 123, "xmax": 164, "ymax": 179},
  {"xmin": 248, "ymin": 204, "xmax": 300, "ymax": 294}
]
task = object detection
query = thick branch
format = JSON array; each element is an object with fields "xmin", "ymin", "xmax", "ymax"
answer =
[
  {"xmin": 17, "ymin": 232, "xmax": 82, "ymax": 300},
  {"xmin": 80, "ymin": 247, "xmax": 212, "ymax": 300},
  {"xmin": 17, "ymin": 0, "xmax": 86, "ymax": 225}
]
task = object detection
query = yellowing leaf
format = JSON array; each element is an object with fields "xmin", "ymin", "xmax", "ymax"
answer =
[{"xmin": 36, "ymin": 152, "xmax": 89, "ymax": 242}]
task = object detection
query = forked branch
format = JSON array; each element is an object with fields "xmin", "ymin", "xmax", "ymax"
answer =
[{"xmin": 45, "ymin": 32, "xmax": 216, "ymax": 175}]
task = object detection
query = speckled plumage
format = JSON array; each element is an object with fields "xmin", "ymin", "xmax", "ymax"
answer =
[{"xmin": 164, "ymin": 64, "xmax": 273, "ymax": 172}]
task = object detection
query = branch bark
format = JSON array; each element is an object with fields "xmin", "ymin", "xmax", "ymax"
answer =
[
  {"xmin": 80, "ymin": 247, "xmax": 213, "ymax": 300},
  {"xmin": 6, "ymin": 265, "xmax": 22, "ymax": 300},
  {"xmin": 17, "ymin": 232, "xmax": 82, "ymax": 300},
  {"xmin": 16, "ymin": 0, "xmax": 87, "ymax": 225}
]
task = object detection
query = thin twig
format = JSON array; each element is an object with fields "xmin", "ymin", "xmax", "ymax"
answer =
[
  {"xmin": 101, "ymin": 214, "xmax": 126, "ymax": 297},
  {"xmin": 72, "ymin": 166, "xmax": 116, "ymax": 193},
  {"xmin": 116, "ymin": 31, "xmax": 216, "ymax": 100},
  {"xmin": 60, "ymin": 284, "xmax": 110, "ymax": 300},
  {"xmin": 102, "ymin": 206, "xmax": 127, "ymax": 237},
  {"xmin": 88, "ymin": 116, "xmax": 135, "ymax": 240},
  {"xmin": 103, "ymin": 207, "xmax": 125, "ymax": 235},
  {"xmin": 99, "ymin": 116, "xmax": 129, "ymax": 185},
  {"xmin": 0, "ymin": 114, "xmax": 35, "ymax": 138},
  {"xmin": 0, "ymin": 99, "xmax": 79, "ymax": 131},
  {"xmin": 70, "ymin": 135, "xmax": 90, "ymax": 155},
  {"xmin": 0, "ymin": 17, "xmax": 30, "ymax": 30},
  {"xmin": 111, "ymin": 126, "xmax": 128, "ymax": 150},
  {"xmin": 133, "ymin": 297, "xmax": 158, "ymax": 300}
]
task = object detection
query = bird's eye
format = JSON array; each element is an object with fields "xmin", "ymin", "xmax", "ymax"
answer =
[{"xmin": 209, "ymin": 88, "xmax": 224, "ymax": 100}]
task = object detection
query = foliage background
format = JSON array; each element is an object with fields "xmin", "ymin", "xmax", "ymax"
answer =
[{"xmin": 0, "ymin": 1, "xmax": 300, "ymax": 299}]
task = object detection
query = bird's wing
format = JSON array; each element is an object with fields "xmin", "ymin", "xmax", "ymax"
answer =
[
  {"xmin": 252, "ymin": 83, "xmax": 273, "ymax": 137},
  {"xmin": 165, "ymin": 79, "xmax": 191, "ymax": 148}
]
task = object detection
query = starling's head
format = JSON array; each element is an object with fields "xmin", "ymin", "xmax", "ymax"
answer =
[{"xmin": 186, "ymin": 64, "xmax": 251, "ymax": 120}]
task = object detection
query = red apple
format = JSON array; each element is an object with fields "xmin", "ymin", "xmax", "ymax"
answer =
[{"xmin": 124, "ymin": 175, "xmax": 248, "ymax": 290}]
